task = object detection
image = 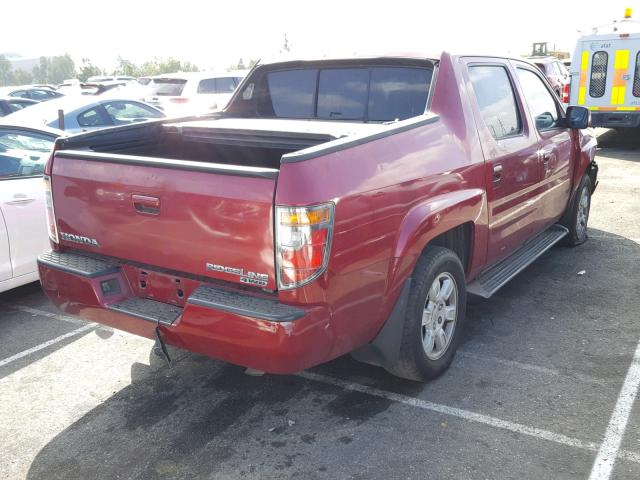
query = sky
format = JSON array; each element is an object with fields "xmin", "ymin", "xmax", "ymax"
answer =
[{"xmin": 1, "ymin": 0, "xmax": 638, "ymax": 72}]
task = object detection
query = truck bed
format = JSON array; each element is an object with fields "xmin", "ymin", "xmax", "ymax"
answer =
[{"xmin": 60, "ymin": 117, "xmax": 387, "ymax": 170}]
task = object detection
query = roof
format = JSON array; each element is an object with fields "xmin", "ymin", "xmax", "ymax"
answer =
[
  {"xmin": 526, "ymin": 56, "xmax": 559, "ymax": 63},
  {"xmin": 151, "ymin": 70, "xmax": 249, "ymax": 80},
  {"xmin": 257, "ymin": 51, "xmax": 441, "ymax": 66},
  {"xmin": 0, "ymin": 120, "xmax": 66, "ymax": 137}
]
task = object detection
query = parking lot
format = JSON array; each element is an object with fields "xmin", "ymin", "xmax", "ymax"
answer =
[{"xmin": 0, "ymin": 129, "xmax": 638, "ymax": 479}]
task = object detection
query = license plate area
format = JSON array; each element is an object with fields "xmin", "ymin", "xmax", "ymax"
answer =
[{"xmin": 121, "ymin": 265, "xmax": 200, "ymax": 307}]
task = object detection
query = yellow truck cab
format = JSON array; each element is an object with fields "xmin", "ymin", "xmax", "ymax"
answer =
[{"xmin": 569, "ymin": 8, "xmax": 640, "ymax": 128}]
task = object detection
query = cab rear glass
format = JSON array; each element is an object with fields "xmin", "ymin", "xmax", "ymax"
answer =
[{"xmin": 257, "ymin": 66, "xmax": 432, "ymax": 122}]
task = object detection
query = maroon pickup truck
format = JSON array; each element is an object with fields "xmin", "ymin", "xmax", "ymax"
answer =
[{"xmin": 38, "ymin": 53, "xmax": 597, "ymax": 381}]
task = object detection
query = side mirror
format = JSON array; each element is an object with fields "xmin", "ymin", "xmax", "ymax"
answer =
[{"xmin": 566, "ymin": 106, "xmax": 590, "ymax": 129}]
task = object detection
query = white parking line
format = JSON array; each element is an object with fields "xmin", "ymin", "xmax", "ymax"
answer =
[
  {"xmin": 457, "ymin": 350, "xmax": 615, "ymax": 387},
  {"xmin": 2, "ymin": 303, "xmax": 88, "ymax": 326},
  {"xmin": 298, "ymin": 371, "xmax": 640, "ymax": 464},
  {"xmin": 0, "ymin": 323, "xmax": 95, "ymax": 368},
  {"xmin": 588, "ymin": 341, "xmax": 640, "ymax": 480}
]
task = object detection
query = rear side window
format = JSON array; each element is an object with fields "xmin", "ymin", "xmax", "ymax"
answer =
[
  {"xmin": 317, "ymin": 68, "xmax": 368, "ymax": 120},
  {"xmin": 590, "ymin": 51, "xmax": 608, "ymax": 98},
  {"xmin": 197, "ymin": 77, "xmax": 238, "ymax": 94},
  {"xmin": 149, "ymin": 79, "xmax": 187, "ymax": 96},
  {"xmin": 634, "ymin": 52, "xmax": 640, "ymax": 97},
  {"xmin": 468, "ymin": 65, "xmax": 521, "ymax": 140}
]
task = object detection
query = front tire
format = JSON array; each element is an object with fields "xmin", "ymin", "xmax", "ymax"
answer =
[
  {"xmin": 387, "ymin": 246, "xmax": 467, "ymax": 382},
  {"xmin": 563, "ymin": 174, "xmax": 592, "ymax": 246}
]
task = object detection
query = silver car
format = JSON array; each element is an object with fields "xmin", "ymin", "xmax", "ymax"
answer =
[{"xmin": 2, "ymin": 96, "xmax": 165, "ymax": 133}]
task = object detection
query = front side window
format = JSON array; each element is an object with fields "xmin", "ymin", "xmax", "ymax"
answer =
[
  {"xmin": 468, "ymin": 65, "xmax": 521, "ymax": 140},
  {"xmin": 104, "ymin": 101, "xmax": 163, "ymax": 125},
  {"xmin": 0, "ymin": 130, "xmax": 54, "ymax": 179},
  {"xmin": 7, "ymin": 101, "xmax": 31, "ymax": 112},
  {"xmin": 590, "ymin": 51, "xmax": 608, "ymax": 98},
  {"xmin": 77, "ymin": 108, "xmax": 107, "ymax": 127},
  {"xmin": 517, "ymin": 68, "xmax": 560, "ymax": 130}
]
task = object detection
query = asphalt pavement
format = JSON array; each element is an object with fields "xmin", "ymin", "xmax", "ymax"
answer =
[{"xmin": 0, "ymin": 128, "xmax": 639, "ymax": 480}]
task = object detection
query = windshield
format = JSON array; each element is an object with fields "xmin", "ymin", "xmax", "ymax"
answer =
[
  {"xmin": 256, "ymin": 66, "xmax": 432, "ymax": 122},
  {"xmin": 149, "ymin": 78, "xmax": 187, "ymax": 96}
]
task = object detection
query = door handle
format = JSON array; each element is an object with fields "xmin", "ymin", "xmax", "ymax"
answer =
[
  {"xmin": 5, "ymin": 194, "xmax": 36, "ymax": 205},
  {"xmin": 492, "ymin": 164, "xmax": 503, "ymax": 183},
  {"xmin": 132, "ymin": 194, "xmax": 160, "ymax": 215}
]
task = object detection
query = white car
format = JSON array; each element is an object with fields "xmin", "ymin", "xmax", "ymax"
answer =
[
  {"xmin": 0, "ymin": 124, "xmax": 63, "ymax": 293},
  {"xmin": 144, "ymin": 71, "xmax": 247, "ymax": 116},
  {"xmin": 4, "ymin": 97, "xmax": 165, "ymax": 134}
]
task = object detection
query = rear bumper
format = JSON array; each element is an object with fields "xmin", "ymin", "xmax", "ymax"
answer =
[
  {"xmin": 591, "ymin": 111, "xmax": 640, "ymax": 128},
  {"xmin": 38, "ymin": 250, "xmax": 332, "ymax": 373}
]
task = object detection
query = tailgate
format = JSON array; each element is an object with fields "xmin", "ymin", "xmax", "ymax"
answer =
[{"xmin": 51, "ymin": 151, "xmax": 279, "ymax": 290}]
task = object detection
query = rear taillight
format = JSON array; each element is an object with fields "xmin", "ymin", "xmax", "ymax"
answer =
[
  {"xmin": 562, "ymin": 83, "xmax": 570, "ymax": 104},
  {"xmin": 44, "ymin": 175, "xmax": 59, "ymax": 244},
  {"xmin": 276, "ymin": 203, "xmax": 335, "ymax": 289}
]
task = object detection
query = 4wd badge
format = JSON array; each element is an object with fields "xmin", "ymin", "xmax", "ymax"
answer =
[{"xmin": 205, "ymin": 263, "xmax": 269, "ymax": 287}]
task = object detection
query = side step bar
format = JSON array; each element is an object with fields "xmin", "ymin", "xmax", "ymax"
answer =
[
  {"xmin": 38, "ymin": 250, "xmax": 120, "ymax": 278},
  {"xmin": 467, "ymin": 224, "xmax": 568, "ymax": 298}
]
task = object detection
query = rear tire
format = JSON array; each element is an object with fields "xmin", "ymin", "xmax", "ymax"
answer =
[
  {"xmin": 562, "ymin": 174, "xmax": 592, "ymax": 247},
  {"xmin": 387, "ymin": 246, "xmax": 467, "ymax": 382}
]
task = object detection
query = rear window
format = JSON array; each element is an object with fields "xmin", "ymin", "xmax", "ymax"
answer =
[
  {"xmin": 150, "ymin": 79, "xmax": 187, "ymax": 96},
  {"xmin": 589, "ymin": 51, "xmax": 608, "ymax": 98},
  {"xmin": 197, "ymin": 77, "xmax": 238, "ymax": 94},
  {"xmin": 258, "ymin": 66, "xmax": 431, "ymax": 122},
  {"xmin": 317, "ymin": 69, "xmax": 369, "ymax": 120}
]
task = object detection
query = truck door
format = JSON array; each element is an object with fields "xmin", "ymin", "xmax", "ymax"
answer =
[
  {"xmin": 0, "ymin": 128, "xmax": 52, "ymax": 278},
  {"xmin": 0, "ymin": 208, "xmax": 10, "ymax": 282},
  {"xmin": 514, "ymin": 64, "xmax": 573, "ymax": 231},
  {"xmin": 464, "ymin": 60, "xmax": 544, "ymax": 265}
]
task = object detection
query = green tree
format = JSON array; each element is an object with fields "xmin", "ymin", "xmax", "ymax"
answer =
[
  {"xmin": 138, "ymin": 57, "xmax": 199, "ymax": 76},
  {"xmin": 31, "ymin": 54, "xmax": 75, "ymax": 84},
  {"xmin": 0, "ymin": 55, "xmax": 12, "ymax": 86},
  {"xmin": 114, "ymin": 57, "xmax": 139, "ymax": 77},
  {"xmin": 48, "ymin": 54, "xmax": 75, "ymax": 84},
  {"xmin": 77, "ymin": 58, "xmax": 102, "ymax": 82},
  {"xmin": 11, "ymin": 69, "xmax": 33, "ymax": 85},
  {"xmin": 31, "ymin": 57, "xmax": 49, "ymax": 83}
]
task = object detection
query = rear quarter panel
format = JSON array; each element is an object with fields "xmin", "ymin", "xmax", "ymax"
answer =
[{"xmin": 275, "ymin": 52, "xmax": 488, "ymax": 358}]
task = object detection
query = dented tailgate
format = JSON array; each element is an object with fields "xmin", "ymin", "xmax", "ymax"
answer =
[{"xmin": 51, "ymin": 151, "xmax": 278, "ymax": 290}]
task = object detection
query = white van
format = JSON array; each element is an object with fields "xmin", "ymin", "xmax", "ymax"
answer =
[{"xmin": 568, "ymin": 9, "xmax": 640, "ymax": 128}]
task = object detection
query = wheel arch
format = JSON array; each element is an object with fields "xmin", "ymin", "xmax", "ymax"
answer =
[{"xmin": 387, "ymin": 188, "xmax": 486, "ymax": 296}]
